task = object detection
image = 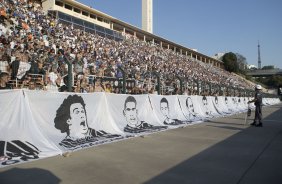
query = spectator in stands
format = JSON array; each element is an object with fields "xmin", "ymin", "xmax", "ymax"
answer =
[
  {"xmin": 105, "ymin": 83, "xmax": 112, "ymax": 93},
  {"xmin": 0, "ymin": 54, "xmax": 9, "ymax": 73},
  {"xmin": 94, "ymin": 78, "xmax": 105, "ymax": 92},
  {"xmin": 0, "ymin": 0, "xmax": 256, "ymax": 93},
  {"xmin": 0, "ymin": 72, "xmax": 12, "ymax": 89},
  {"xmin": 58, "ymin": 75, "xmax": 74, "ymax": 92},
  {"xmin": 44, "ymin": 67, "xmax": 61, "ymax": 92}
]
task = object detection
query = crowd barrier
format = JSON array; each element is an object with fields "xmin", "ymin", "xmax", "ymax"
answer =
[{"xmin": 0, "ymin": 90, "xmax": 280, "ymax": 167}]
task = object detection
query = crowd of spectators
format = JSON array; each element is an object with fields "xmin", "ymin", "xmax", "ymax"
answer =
[{"xmin": 0, "ymin": 0, "xmax": 254, "ymax": 95}]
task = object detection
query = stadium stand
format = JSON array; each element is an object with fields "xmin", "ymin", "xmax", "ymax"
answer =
[{"xmin": 0, "ymin": 0, "xmax": 258, "ymax": 96}]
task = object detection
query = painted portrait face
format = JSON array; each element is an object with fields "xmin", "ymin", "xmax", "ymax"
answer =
[
  {"xmin": 203, "ymin": 99, "xmax": 208, "ymax": 106},
  {"xmin": 202, "ymin": 98, "xmax": 209, "ymax": 114},
  {"xmin": 160, "ymin": 102, "xmax": 169, "ymax": 118},
  {"xmin": 215, "ymin": 97, "xmax": 218, "ymax": 105},
  {"xmin": 67, "ymin": 103, "xmax": 88, "ymax": 138},
  {"xmin": 232, "ymin": 98, "xmax": 236, "ymax": 104},
  {"xmin": 186, "ymin": 98, "xmax": 195, "ymax": 115},
  {"xmin": 124, "ymin": 101, "xmax": 138, "ymax": 126}
]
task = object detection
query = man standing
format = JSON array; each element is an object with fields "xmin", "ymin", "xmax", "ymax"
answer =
[{"xmin": 248, "ymin": 85, "xmax": 263, "ymax": 127}]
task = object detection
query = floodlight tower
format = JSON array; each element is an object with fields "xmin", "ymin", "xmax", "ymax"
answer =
[
  {"xmin": 142, "ymin": 0, "xmax": 153, "ymax": 33},
  {"xmin": 258, "ymin": 41, "xmax": 261, "ymax": 69}
]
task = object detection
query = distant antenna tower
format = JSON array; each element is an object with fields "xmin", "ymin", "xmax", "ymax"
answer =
[{"xmin": 258, "ymin": 41, "xmax": 261, "ymax": 69}]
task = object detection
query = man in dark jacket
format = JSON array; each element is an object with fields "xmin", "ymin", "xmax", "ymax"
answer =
[{"xmin": 248, "ymin": 85, "xmax": 263, "ymax": 127}]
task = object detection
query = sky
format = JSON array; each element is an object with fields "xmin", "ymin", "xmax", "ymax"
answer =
[{"xmin": 78, "ymin": 0, "xmax": 282, "ymax": 69}]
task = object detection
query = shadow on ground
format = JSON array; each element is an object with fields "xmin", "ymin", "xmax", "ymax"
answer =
[
  {"xmin": 0, "ymin": 168, "xmax": 61, "ymax": 184},
  {"xmin": 144, "ymin": 105, "xmax": 282, "ymax": 184}
]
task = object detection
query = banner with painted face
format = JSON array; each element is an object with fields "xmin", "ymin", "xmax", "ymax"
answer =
[
  {"xmin": 229, "ymin": 97, "xmax": 245, "ymax": 113},
  {"xmin": 211, "ymin": 96, "xmax": 231, "ymax": 115},
  {"xmin": 197, "ymin": 95, "xmax": 218, "ymax": 119},
  {"xmin": 236, "ymin": 97, "xmax": 248, "ymax": 112},
  {"xmin": 177, "ymin": 95, "xmax": 206, "ymax": 122},
  {"xmin": 149, "ymin": 95, "xmax": 188, "ymax": 127},
  {"xmin": 240, "ymin": 97, "xmax": 249, "ymax": 109},
  {"xmin": 25, "ymin": 91, "xmax": 125, "ymax": 153},
  {"xmin": 223, "ymin": 96, "xmax": 237, "ymax": 113},
  {"xmin": 0, "ymin": 90, "xmax": 280, "ymax": 168},
  {"xmin": 205, "ymin": 96, "xmax": 222, "ymax": 117},
  {"xmin": 105, "ymin": 94, "xmax": 168, "ymax": 135}
]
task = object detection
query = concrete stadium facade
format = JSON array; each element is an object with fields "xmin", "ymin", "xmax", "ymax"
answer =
[{"xmin": 41, "ymin": 0, "xmax": 223, "ymax": 68}]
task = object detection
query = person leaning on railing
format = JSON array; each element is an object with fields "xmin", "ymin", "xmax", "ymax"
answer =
[
  {"xmin": 105, "ymin": 83, "xmax": 112, "ymax": 93},
  {"xmin": 94, "ymin": 78, "xmax": 105, "ymax": 92}
]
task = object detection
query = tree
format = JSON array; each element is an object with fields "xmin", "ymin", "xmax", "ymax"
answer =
[
  {"xmin": 222, "ymin": 52, "xmax": 239, "ymax": 73},
  {"xmin": 235, "ymin": 53, "xmax": 247, "ymax": 71},
  {"xmin": 262, "ymin": 65, "xmax": 274, "ymax": 70},
  {"xmin": 255, "ymin": 75, "xmax": 282, "ymax": 88}
]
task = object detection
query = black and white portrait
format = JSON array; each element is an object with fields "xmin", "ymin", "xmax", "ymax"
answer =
[
  {"xmin": 225, "ymin": 97, "xmax": 228, "ymax": 105},
  {"xmin": 123, "ymin": 96, "xmax": 167, "ymax": 133},
  {"xmin": 54, "ymin": 95, "xmax": 121, "ymax": 148},
  {"xmin": 160, "ymin": 97, "xmax": 183, "ymax": 125},
  {"xmin": 232, "ymin": 97, "xmax": 237, "ymax": 105},
  {"xmin": 202, "ymin": 96, "xmax": 211, "ymax": 116},
  {"xmin": 215, "ymin": 96, "xmax": 219, "ymax": 105},
  {"xmin": 185, "ymin": 97, "xmax": 198, "ymax": 121}
]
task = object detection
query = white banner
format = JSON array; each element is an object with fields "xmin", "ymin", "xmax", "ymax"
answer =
[
  {"xmin": 106, "ymin": 94, "xmax": 167, "ymax": 135},
  {"xmin": 149, "ymin": 95, "xmax": 188, "ymax": 127},
  {"xmin": 0, "ymin": 90, "xmax": 280, "ymax": 167},
  {"xmin": 177, "ymin": 95, "xmax": 205, "ymax": 122},
  {"xmin": 211, "ymin": 96, "xmax": 231, "ymax": 115},
  {"xmin": 0, "ymin": 90, "xmax": 59, "ymax": 167},
  {"xmin": 25, "ymin": 91, "xmax": 125, "ymax": 152}
]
